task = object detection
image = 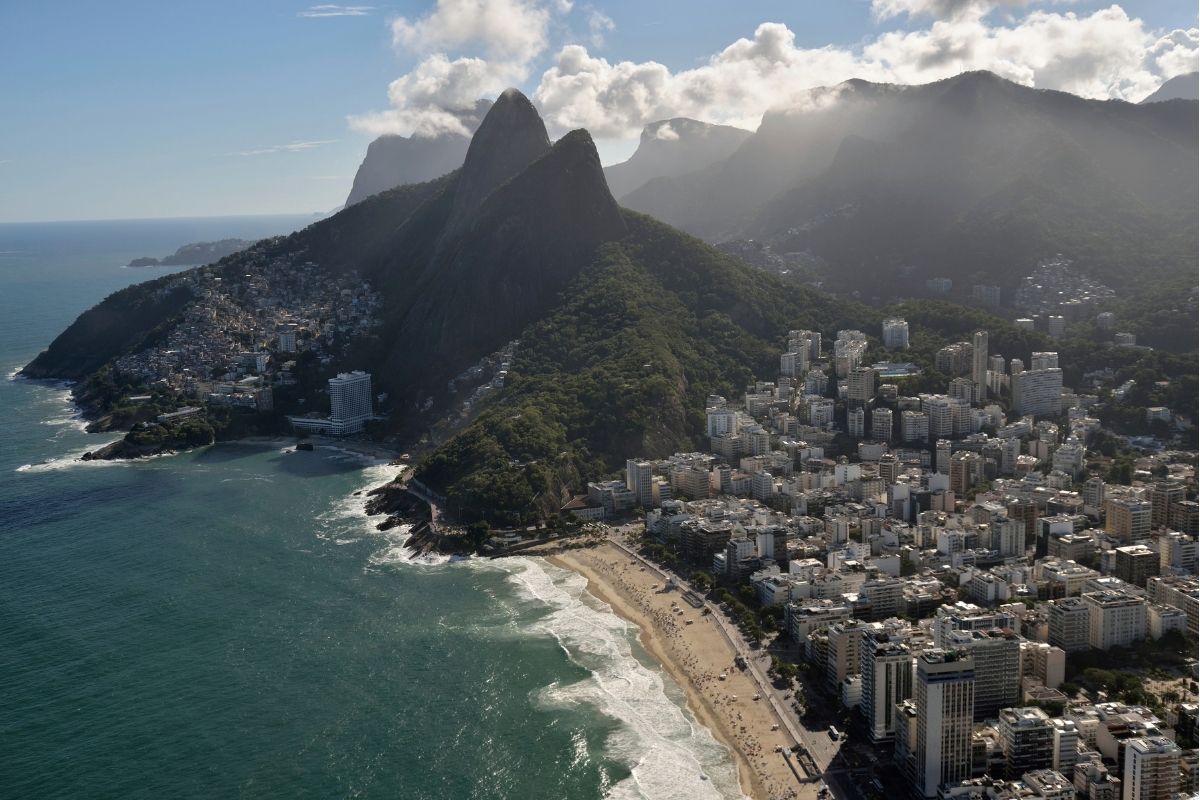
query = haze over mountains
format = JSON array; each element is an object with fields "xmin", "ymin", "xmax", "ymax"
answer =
[
  {"xmin": 343, "ymin": 100, "xmax": 492, "ymax": 208},
  {"xmin": 602, "ymin": 119, "xmax": 752, "ymax": 200},
  {"xmin": 1141, "ymin": 72, "xmax": 1199, "ymax": 103},
  {"xmin": 347, "ymin": 112, "xmax": 752, "ymax": 208},
  {"xmin": 26, "ymin": 88, "xmax": 864, "ymax": 519},
  {"xmin": 621, "ymin": 71, "xmax": 1197, "ymax": 297},
  {"xmin": 26, "ymin": 73, "xmax": 1200, "ymax": 519}
]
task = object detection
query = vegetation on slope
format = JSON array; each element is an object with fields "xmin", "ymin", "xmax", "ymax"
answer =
[{"xmin": 415, "ymin": 213, "xmax": 866, "ymax": 525}]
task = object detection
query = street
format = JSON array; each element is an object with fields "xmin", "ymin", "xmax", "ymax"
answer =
[{"xmin": 605, "ymin": 526, "xmax": 857, "ymax": 798}]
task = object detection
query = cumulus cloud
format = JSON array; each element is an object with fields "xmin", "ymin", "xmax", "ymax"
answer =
[
  {"xmin": 652, "ymin": 122, "xmax": 678, "ymax": 141},
  {"xmin": 348, "ymin": 54, "xmax": 510, "ymax": 137},
  {"xmin": 391, "ymin": 0, "xmax": 552, "ymax": 64},
  {"xmin": 298, "ymin": 5, "xmax": 373, "ymax": 18},
  {"xmin": 533, "ymin": 7, "xmax": 1199, "ymax": 138},
  {"xmin": 353, "ymin": 1, "xmax": 1198, "ymax": 140},
  {"xmin": 351, "ymin": 0, "xmax": 571, "ymax": 137},
  {"xmin": 1151, "ymin": 27, "xmax": 1200, "ymax": 77}
]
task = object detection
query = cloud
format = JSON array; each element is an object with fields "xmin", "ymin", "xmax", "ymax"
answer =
[
  {"xmin": 870, "ymin": 0, "xmax": 1029, "ymax": 21},
  {"xmin": 587, "ymin": 9, "xmax": 615, "ymax": 48},
  {"xmin": 351, "ymin": 0, "xmax": 574, "ymax": 137},
  {"xmin": 652, "ymin": 122, "xmax": 678, "ymax": 141},
  {"xmin": 298, "ymin": 5, "xmax": 373, "ymax": 17},
  {"xmin": 391, "ymin": 0, "xmax": 552, "ymax": 64},
  {"xmin": 533, "ymin": 8, "xmax": 1199, "ymax": 138},
  {"xmin": 1150, "ymin": 27, "xmax": 1200, "ymax": 77},
  {"xmin": 348, "ymin": 55, "xmax": 510, "ymax": 137},
  {"xmin": 353, "ymin": 1, "xmax": 1198, "ymax": 140},
  {"xmin": 232, "ymin": 140, "xmax": 336, "ymax": 156}
]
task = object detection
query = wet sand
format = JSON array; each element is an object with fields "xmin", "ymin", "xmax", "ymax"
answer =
[{"xmin": 548, "ymin": 542, "xmax": 813, "ymax": 800}]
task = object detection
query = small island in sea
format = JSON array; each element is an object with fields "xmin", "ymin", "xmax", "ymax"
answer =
[{"xmin": 127, "ymin": 238, "xmax": 252, "ymax": 267}]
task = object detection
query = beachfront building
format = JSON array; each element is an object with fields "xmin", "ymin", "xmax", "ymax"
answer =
[
  {"xmin": 914, "ymin": 649, "xmax": 975, "ymax": 799},
  {"xmin": 860, "ymin": 627, "xmax": 913, "ymax": 741},
  {"xmin": 288, "ymin": 370, "xmax": 374, "ymax": 436}
]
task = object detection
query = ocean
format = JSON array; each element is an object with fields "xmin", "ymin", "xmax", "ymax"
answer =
[{"xmin": 0, "ymin": 218, "xmax": 743, "ymax": 800}]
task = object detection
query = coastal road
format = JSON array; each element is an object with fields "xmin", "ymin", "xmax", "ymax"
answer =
[
  {"xmin": 405, "ymin": 481, "xmax": 442, "ymax": 527},
  {"xmin": 605, "ymin": 531, "xmax": 839, "ymax": 790}
]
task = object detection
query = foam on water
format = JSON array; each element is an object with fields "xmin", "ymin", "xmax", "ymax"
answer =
[
  {"xmin": 315, "ymin": 462, "xmax": 457, "ymax": 566},
  {"xmin": 497, "ymin": 558, "xmax": 747, "ymax": 800},
  {"xmin": 15, "ymin": 444, "xmax": 133, "ymax": 472}
]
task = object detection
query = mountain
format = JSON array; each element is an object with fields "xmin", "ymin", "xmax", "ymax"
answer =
[
  {"xmin": 603, "ymin": 118, "xmax": 752, "ymax": 200},
  {"xmin": 442, "ymin": 89, "xmax": 551, "ymax": 237},
  {"xmin": 24, "ymin": 89, "xmax": 626, "ymax": 410},
  {"xmin": 1142, "ymin": 72, "xmax": 1199, "ymax": 103},
  {"xmin": 23, "ymin": 88, "xmax": 873, "ymax": 523},
  {"xmin": 128, "ymin": 239, "xmax": 253, "ymax": 267},
  {"xmin": 622, "ymin": 72, "xmax": 1198, "ymax": 298},
  {"xmin": 343, "ymin": 100, "xmax": 491, "ymax": 207}
]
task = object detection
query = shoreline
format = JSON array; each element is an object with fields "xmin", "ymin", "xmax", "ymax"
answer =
[{"xmin": 547, "ymin": 543, "xmax": 810, "ymax": 800}]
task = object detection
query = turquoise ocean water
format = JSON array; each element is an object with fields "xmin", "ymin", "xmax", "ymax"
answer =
[{"xmin": 0, "ymin": 218, "xmax": 742, "ymax": 800}]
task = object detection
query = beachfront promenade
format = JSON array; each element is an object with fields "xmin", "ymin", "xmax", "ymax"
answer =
[{"xmin": 604, "ymin": 530, "xmax": 846, "ymax": 793}]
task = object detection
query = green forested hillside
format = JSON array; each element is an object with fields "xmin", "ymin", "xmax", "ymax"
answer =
[{"xmin": 415, "ymin": 212, "xmax": 867, "ymax": 524}]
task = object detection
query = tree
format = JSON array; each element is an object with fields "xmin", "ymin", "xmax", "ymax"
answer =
[
  {"xmin": 465, "ymin": 521, "xmax": 490, "ymax": 552},
  {"xmin": 690, "ymin": 571, "xmax": 715, "ymax": 591}
]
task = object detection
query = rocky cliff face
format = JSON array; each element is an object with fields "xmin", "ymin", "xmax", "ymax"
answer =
[
  {"xmin": 442, "ymin": 89, "xmax": 552, "ymax": 237},
  {"xmin": 343, "ymin": 99, "xmax": 491, "ymax": 207},
  {"xmin": 344, "ymin": 133, "xmax": 471, "ymax": 207},
  {"xmin": 603, "ymin": 118, "xmax": 751, "ymax": 200}
]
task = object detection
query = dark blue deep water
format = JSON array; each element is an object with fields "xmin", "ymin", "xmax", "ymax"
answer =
[{"xmin": 0, "ymin": 218, "xmax": 741, "ymax": 800}]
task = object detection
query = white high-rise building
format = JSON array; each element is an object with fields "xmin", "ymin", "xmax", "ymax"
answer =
[
  {"xmin": 626, "ymin": 460, "xmax": 655, "ymax": 508},
  {"xmin": 915, "ymin": 649, "xmax": 975, "ymax": 799},
  {"xmin": 1122, "ymin": 736, "xmax": 1180, "ymax": 800},
  {"xmin": 1031, "ymin": 351, "xmax": 1060, "ymax": 370},
  {"xmin": 872, "ymin": 407, "xmax": 894, "ymax": 443},
  {"xmin": 788, "ymin": 329, "xmax": 821, "ymax": 361},
  {"xmin": 706, "ymin": 407, "xmax": 739, "ymax": 437},
  {"xmin": 328, "ymin": 371, "xmax": 373, "ymax": 433},
  {"xmin": 277, "ymin": 325, "xmax": 297, "ymax": 353},
  {"xmin": 883, "ymin": 317, "xmax": 910, "ymax": 351},
  {"xmin": 847, "ymin": 367, "xmax": 876, "ymax": 406},
  {"xmin": 901, "ymin": 410, "xmax": 929, "ymax": 443},
  {"xmin": 922, "ymin": 395, "xmax": 954, "ymax": 442},
  {"xmin": 1083, "ymin": 590, "xmax": 1147, "ymax": 650},
  {"xmin": 942, "ymin": 629, "xmax": 1021, "ymax": 721},
  {"xmin": 1012, "ymin": 367, "xmax": 1063, "ymax": 418},
  {"xmin": 1050, "ymin": 717, "xmax": 1081, "ymax": 774},
  {"xmin": 780, "ymin": 351, "xmax": 808, "ymax": 377},
  {"xmin": 809, "ymin": 398, "xmax": 835, "ymax": 428},
  {"xmin": 847, "ymin": 408, "xmax": 866, "ymax": 439},
  {"xmin": 860, "ymin": 628, "xmax": 913, "ymax": 741},
  {"xmin": 972, "ymin": 330, "xmax": 989, "ymax": 402}
]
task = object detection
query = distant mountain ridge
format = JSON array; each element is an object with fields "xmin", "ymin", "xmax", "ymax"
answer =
[
  {"xmin": 343, "ymin": 99, "xmax": 491, "ymax": 208},
  {"xmin": 621, "ymin": 71, "xmax": 1198, "ymax": 298},
  {"xmin": 603, "ymin": 118, "xmax": 752, "ymax": 200},
  {"xmin": 24, "ymin": 88, "xmax": 868, "ymax": 524},
  {"xmin": 128, "ymin": 239, "xmax": 253, "ymax": 267},
  {"xmin": 1142, "ymin": 72, "xmax": 1199, "ymax": 103}
]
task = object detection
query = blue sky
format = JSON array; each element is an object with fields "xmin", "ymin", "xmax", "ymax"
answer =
[{"xmin": 0, "ymin": 1, "xmax": 1195, "ymax": 222}]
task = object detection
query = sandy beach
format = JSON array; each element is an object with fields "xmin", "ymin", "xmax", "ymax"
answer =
[{"xmin": 548, "ymin": 542, "xmax": 815, "ymax": 800}]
